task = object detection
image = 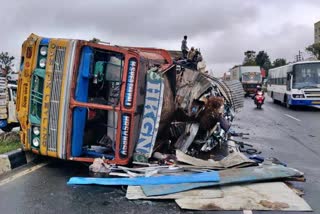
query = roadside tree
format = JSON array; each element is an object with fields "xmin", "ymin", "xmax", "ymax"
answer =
[
  {"xmin": 272, "ymin": 58, "xmax": 287, "ymax": 68},
  {"xmin": 305, "ymin": 43, "xmax": 320, "ymax": 60},
  {"xmin": 0, "ymin": 52, "xmax": 15, "ymax": 72}
]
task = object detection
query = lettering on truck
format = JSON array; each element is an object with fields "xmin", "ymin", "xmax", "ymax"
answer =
[
  {"xmin": 135, "ymin": 71, "xmax": 164, "ymax": 158},
  {"xmin": 124, "ymin": 60, "xmax": 137, "ymax": 107},
  {"xmin": 120, "ymin": 114, "xmax": 131, "ymax": 157}
]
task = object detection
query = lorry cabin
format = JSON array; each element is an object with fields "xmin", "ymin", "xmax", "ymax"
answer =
[
  {"xmin": 0, "ymin": 74, "xmax": 18, "ymax": 132},
  {"xmin": 17, "ymin": 34, "xmax": 174, "ymax": 165},
  {"xmin": 229, "ymin": 66, "xmax": 262, "ymax": 96}
]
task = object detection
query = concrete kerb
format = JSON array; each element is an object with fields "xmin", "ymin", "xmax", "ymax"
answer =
[{"xmin": 0, "ymin": 149, "xmax": 35, "ymax": 175}]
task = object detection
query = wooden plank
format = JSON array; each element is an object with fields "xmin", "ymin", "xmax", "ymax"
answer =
[
  {"xmin": 126, "ymin": 186, "xmax": 222, "ymax": 200},
  {"xmin": 141, "ymin": 165, "xmax": 304, "ymax": 196},
  {"xmin": 175, "ymin": 182, "xmax": 312, "ymax": 211}
]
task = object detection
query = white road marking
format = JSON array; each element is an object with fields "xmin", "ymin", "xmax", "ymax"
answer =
[
  {"xmin": 0, "ymin": 162, "xmax": 48, "ymax": 186},
  {"xmin": 284, "ymin": 114, "xmax": 301, "ymax": 122},
  {"xmin": 243, "ymin": 210, "xmax": 253, "ymax": 214}
]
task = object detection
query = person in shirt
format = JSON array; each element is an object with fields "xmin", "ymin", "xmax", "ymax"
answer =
[{"xmin": 181, "ymin": 35, "xmax": 188, "ymax": 59}]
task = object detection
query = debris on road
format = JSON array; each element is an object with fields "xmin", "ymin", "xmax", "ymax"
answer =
[
  {"xmin": 68, "ymin": 170, "xmax": 220, "ymax": 186},
  {"xmin": 175, "ymin": 182, "xmax": 312, "ymax": 211},
  {"xmin": 126, "ymin": 186, "xmax": 223, "ymax": 200}
]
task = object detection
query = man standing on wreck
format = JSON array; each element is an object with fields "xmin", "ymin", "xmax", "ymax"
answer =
[{"xmin": 181, "ymin": 35, "xmax": 189, "ymax": 59}]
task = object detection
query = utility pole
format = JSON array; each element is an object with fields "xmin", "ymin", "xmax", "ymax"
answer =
[{"xmin": 294, "ymin": 50, "xmax": 304, "ymax": 62}]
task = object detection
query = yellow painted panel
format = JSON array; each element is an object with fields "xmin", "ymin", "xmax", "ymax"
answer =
[{"xmin": 17, "ymin": 34, "xmax": 41, "ymax": 151}]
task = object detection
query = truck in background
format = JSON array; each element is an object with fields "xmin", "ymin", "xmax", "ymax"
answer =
[
  {"xmin": 223, "ymin": 71, "xmax": 231, "ymax": 81},
  {"xmin": 0, "ymin": 76, "xmax": 19, "ymax": 132},
  {"xmin": 229, "ymin": 66, "xmax": 262, "ymax": 96}
]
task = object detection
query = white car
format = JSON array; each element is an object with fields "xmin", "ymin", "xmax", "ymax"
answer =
[{"xmin": 7, "ymin": 71, "xmax": 19, "ymax": 82}]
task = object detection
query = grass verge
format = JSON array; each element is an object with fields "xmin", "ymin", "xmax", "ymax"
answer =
[{"xmin": 0, "ymin": 132, "xmax": 21, "ymax": 154}]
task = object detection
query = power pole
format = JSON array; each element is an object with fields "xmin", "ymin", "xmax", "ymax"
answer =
[{"xmin": 294, "ymin": 50, "xmax": 304, "ymax": 62}]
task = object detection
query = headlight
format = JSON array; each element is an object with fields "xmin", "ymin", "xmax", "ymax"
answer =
[
  {"xmin": 39, "ymin": 58, "xmax": 46, "ymax": 68},
  {"xmin": 40, "ymin": 46, "xmax": 48, "ymax": 56},
  {"xmin": 33, "ymin": 127, "xmax": 40, "ymax": 135},
  {"xmin": 293, "ymin": 94, "xmax": 304, "ymax": 98},
  {"xmin": 32, "ymin": 138, "xmax": 40, "ymax": 147}
]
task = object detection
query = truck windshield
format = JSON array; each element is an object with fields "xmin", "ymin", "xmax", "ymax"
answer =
[
  {"xmin": 242, "ymin": 72, "xmax": 261, "ymax": 82},
  {"xmin": 87, "ymin": 49, "xmax": 124, "ymax": 105},
  {"xmin": 293, "ymin": 63, "xmax": 320, "ymax": 89}
]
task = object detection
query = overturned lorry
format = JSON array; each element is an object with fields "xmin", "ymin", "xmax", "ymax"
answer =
[{"xmin": 16, "ymin": 34, "xmax": 243, "ymax": 164}]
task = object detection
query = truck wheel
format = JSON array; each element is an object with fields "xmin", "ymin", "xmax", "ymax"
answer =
[
  {"xmin": 285, "ymin": 95, "xmax": 291, "ymax": 109},
  {"xmin": 1, "ymin": 125, "xmax": 13, "ymax": 132},
  {"xmin": 271, "ymin": 92, "xmax": 276, "ymax": 104}
]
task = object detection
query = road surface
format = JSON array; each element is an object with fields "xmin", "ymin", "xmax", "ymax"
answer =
[{"xmin": 0, "ymin": 96, "xmax": 319, "ymax": 214}]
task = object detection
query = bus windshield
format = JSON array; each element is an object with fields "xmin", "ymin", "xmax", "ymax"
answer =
[{"xmin": 293, "ymin": 63, "xmax": 320, "ymax": 89}]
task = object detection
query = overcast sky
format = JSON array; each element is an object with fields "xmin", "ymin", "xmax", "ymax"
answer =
[{"xmin": 0, "ymin": 0, "xmax": 319, "ymax": 76}]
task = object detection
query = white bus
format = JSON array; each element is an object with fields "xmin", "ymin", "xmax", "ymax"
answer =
[{"xmin": 268, "ymin": 61, "xmax": 320, "ymax": 108}]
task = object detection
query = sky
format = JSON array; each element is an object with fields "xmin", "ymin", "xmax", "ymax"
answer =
[{"xmin": 0, "ymin": 0, "xmax": 319, "ymax": 77}]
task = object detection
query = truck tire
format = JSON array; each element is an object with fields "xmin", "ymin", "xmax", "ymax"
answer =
[
  {"xmin": 271, "ymin": 92, "xmax": 276, "ymax": 104},
  {"xmin": 285, "ymin": 95, "xmax": 291, "ymax": 109}
]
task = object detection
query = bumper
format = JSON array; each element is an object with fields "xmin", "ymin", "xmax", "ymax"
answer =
[{"xmin": 289, "ymin": 99, "xmax": 320, "ymax": 106}]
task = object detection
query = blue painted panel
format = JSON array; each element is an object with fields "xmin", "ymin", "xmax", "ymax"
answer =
[
  {"xmin": 141, "ymin": 165, "xmax": 303, "ymax": 196},
  {"xmin": 0, "ymin": 120, "xmax": 7, "ymax": 128},
  {"xmin": 40, "ymin": 38, "xmax": 50, "ymax": 45},
  {"xmin": 67, "ymin": 171, "xmax": 219, "ymax": 186},
  {"xmin": 83, "ymin": 150, "xmax": 114, "ymax": 159},
  {"xmin": 290, "ymin": 99, "xmax": 315, "ymax": 106},
  {"xmin": 71, "ymin": 46, "xmax": 93, "ymax": 157}
]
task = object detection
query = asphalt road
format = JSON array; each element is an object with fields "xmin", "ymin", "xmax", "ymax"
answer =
[{"xmin": 0, "ymin": 96, "xmax": 319, "ymax": 214}]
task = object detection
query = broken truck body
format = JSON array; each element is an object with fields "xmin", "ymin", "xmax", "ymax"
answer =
[{"xmin": 16, "ymin": 34, "xmax": 243, "ymax": 165}]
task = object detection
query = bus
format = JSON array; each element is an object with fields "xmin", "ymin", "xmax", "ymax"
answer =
[
  {"xmin": 268, "ymin": 61, "xmax": 320, "ymax": 108},
  {"xmin": 16, "ymin": 33, "xmax": 173, "ymax": 165}
]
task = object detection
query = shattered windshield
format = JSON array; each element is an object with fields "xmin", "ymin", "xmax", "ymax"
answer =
[{"xmin": 293, "ymin": 63, "xmax": 320, "ymax": 89}]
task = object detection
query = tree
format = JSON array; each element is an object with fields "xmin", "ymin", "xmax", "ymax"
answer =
[
  {"xmin": 255, "ymin": 51, "xmax": 271, "ymax": 71},
  {"xmin": 272, "ymin": 58, "xmax": 287, "ymax": 68},
  {"xmin": 243, "ymin": 50, "xmax": 257, "ymax": 66},
  {"xmin": 0, "ymin": 52, "xmax": 15, "ymax": 71},
  {"xmin": 305, "ymin": 43, "xmax": 320, "ymax": 60}
]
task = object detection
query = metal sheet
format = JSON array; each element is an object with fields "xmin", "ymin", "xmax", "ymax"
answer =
[
  {"xmin": 67, "ymin": 171, "xmax": 219, "ymax": 186},
  {"xmin": 133, "ymin": 69, "xmax": 164, "ymax": 161},
  {"xmin": 141, "ymin": 165, "xmax": 304, "ymax": 196},
  {"xmin": 175, "ymin": 182, "xmax": 312, "ymax": 211},
  {"xmin": 126, "ymin": 186, "xmax": 222, "ymax": 200},
  {"xmin": 174, "ymin": 123, "xmax": 199, "ymax": 152}
]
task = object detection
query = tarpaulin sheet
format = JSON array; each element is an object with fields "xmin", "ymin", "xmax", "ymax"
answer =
[{"xmin": 67, "ymin": 171, "xmax": 219, "ymax": 186}]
